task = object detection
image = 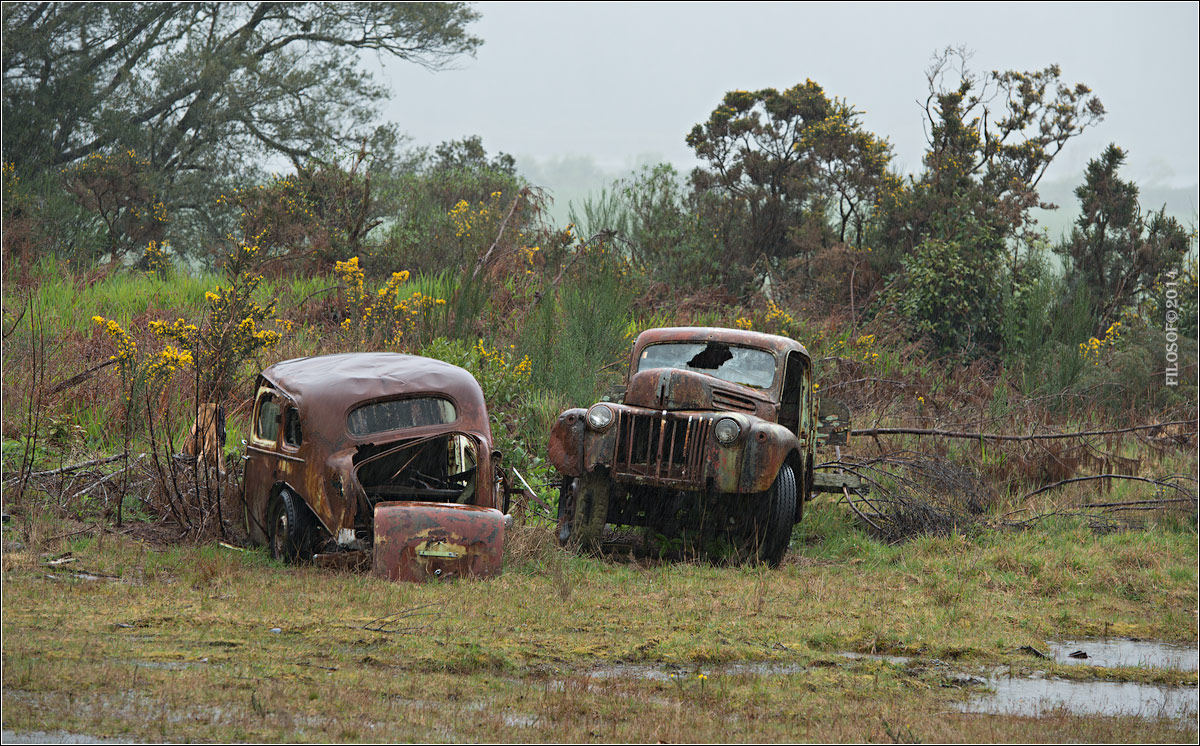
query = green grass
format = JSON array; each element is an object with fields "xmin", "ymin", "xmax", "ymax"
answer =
[{"xmin": 2, "ymin": 508, "xmax": 1196, "ymax": 742}]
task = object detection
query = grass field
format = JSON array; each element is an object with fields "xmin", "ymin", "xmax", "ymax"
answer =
[{"xmin": 3, "ymin": 499, "xmax": 1195, "ymax": 743}]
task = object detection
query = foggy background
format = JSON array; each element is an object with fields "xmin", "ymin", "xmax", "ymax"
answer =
[{"xmin": 375, "ymin": 1, "xmax": 1199, "ymax": 233}]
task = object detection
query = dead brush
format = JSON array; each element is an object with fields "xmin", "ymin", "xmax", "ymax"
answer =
[
  {"xmin": 503, "ymin": 522, "xmax": 577, "ymax": 600},
  {"xmin": 502, "ymin": 522, "xmax": 559, "ymax": 567},
  {"xmin": 819, "ymin": 450, "xmax": 998, "ymax": 542}
]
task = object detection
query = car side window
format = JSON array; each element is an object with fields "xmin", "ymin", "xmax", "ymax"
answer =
[
  {"xmin": 283, "ymin": 407, "xmax": 302, "ymax": 448},
  {"xmin": 256, "ymin": 394, "xmax": 281, "ymax": 444}
]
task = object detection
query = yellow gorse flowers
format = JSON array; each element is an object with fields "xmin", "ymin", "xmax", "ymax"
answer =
[
  {"xmin": 336, "ymin": 257, "xmax": 446, "ymax": 347},
  {"xmin": 92, "ymin": 316, "xmax": 137, "ymax": 368},
  {"xmin": 475, "ymin": 339, "xmax": 532, "ymax": 381},
  {"xmin": 1078, "ymin": 321, "xmax": 1122, "ymax": 364}
]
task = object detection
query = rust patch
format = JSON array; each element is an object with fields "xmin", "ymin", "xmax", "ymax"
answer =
[{"xmin": 372, "ymin": 502, "xmax": 504, "ymax": 582}]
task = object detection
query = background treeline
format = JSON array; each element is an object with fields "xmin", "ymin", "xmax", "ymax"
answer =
[{"xmin": 2, "ymin": 3, "xmax": 1195, "ymax": 537}]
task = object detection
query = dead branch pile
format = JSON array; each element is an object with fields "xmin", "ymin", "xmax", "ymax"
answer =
[
  {"xmin": 820, "ymin": 450, "xmax": 1198, "ymax": 541},
  {"xmin": 6, "ymin": 451, "xmax": 242, "ymax": 541},
  {"xmin": 819, "ymin": 451, "xmax": 998, "ymax": 542}
]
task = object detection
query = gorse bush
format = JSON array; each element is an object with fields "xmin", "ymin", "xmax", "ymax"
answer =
[{"xmin": 333, "ymin": 256, "xmax": 447, "ymax": 349}]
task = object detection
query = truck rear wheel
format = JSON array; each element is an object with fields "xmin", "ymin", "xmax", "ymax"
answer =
[
  {"xmin": 734, "ymin": 463, "xmax": 797, "ymax": 567},
  {"xmin": 557, "ymin": 470, "xmax": 611, "ymax": 553}
]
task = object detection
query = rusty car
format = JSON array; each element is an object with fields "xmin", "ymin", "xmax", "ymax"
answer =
[
  {"xmin": 548, "ymin": 326, "xmax": 852, "ymax": 566},
  {"xmin": 242, "ymin": 352, "xmax": 508, "ymax": 581}
]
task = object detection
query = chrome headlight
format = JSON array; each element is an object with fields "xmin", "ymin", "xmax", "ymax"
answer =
[
  {"xmin": 586, "ymin": 403, "xmax": 615, "ymax": 430},
  {"xmin": 714, "ymin": 417, "xmax": 741, "ymax": 445}
]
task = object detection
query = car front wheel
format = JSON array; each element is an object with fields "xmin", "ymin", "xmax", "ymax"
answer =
[{"xmin": 267, "ymin": 489, "xmax": 315, "ymax": 564}]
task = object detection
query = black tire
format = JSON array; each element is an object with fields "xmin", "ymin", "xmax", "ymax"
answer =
[
  {"xmin": 557, "ymin": 470, "xmax": 611, "ymax": 552},
  {"xmin": 734, "ymin": 463, "xmax": 797, "ymax": 567},
  {"xmin": 267, "ymin": 489, "xmax": 315, "ymax": 564}
]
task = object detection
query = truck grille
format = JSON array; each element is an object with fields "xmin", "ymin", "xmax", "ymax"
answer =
[{"xmin": 612, "ymin": 412, "xmax": 710, "ymax": 487}]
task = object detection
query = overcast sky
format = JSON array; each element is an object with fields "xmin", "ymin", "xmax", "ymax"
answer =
[{"xmin": 378, "ymin": 1, "xmax": 1198, "ymax": 216}]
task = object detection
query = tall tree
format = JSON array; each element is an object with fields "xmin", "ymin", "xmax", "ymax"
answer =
[
  {"xmin": 686, "ymin": 82, "xmax": 894, "ymax": 266},
  {"xmin": 874, "ymin": 49, "xmax": 1104, "ymax": 356},
  {"xmin": 878, "ymin": 48, "xmax": 1105, "ymax": 262},
  {"xmin": 1057, "ymin": 144, "xmax": 1191, "ymax": 324},
  {"xmin": 3, "ymin": 2, "xmax": 480, "ymax": 186}
]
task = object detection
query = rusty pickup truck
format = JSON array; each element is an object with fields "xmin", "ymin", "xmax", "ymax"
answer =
[
  {"xmin": 242, "ymin": 352, "xmax": 508, "ymax": 581},
  {"xmin": 548, "ymin": 326, "xmax": 851, "ymax": 566}
]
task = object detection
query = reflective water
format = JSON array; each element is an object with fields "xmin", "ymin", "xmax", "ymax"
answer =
[
  {"xmin": 957, "ymin": 674, "xmax": 1198, "ymax": 721},
  {"xmin": 1048, "ymin": 639, "xmax": 1198, "ymax": 671}
]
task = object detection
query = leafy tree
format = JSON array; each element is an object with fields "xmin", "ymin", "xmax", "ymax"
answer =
[
  {"xmin": 374, "ymin": 137, "xmax": 526, "ymax": 277},
  {"xmin": 430, "ymin": 135, "xmax": 517, "ymax": 177},
  {"xmin": 1056, "ymin": 144, "xmax": 1192, "ymax": 325},
  {"xmin": 874, "ymin": 49, "xmax": 1104, "ymax": 356},
  {"xmin": 686, "ymin": 82, "xmax": 894, "ymax": 269},
  {"xmin": 878, "ymin": 48, "xmax": 1104, "ymax": 268},
  {"xmin": 220, "ymin": 146, "xmax": 382, "ymax": 268},
  {"xmin": 63, "ymin": 150, "xmax": 166, "ymax": 264},
  {"xmin": 3, "ymin": 2, "xmax": 480, "ymax": 255},
  {"xmin": 877, "ymin": 212, "xmax": 1004, "ymax": 354}
]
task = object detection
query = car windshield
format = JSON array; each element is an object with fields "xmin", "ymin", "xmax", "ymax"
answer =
[
  {"xmin": 347, "ymin": 397, "xmax": 457, "ymax": 437},
  {"xmin": 637, "ymin": 341, "xmax": 777, "ymax": 389}
]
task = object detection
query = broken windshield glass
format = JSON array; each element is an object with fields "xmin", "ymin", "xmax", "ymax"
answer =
[{"xmin": 637, "ymin": 342, "xmax": 776, "ymax": 388}]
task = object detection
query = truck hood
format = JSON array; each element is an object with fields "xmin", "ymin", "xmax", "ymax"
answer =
[{"xmin": 624, "ymin": 367, "xmax": 772, "ymax": 416}]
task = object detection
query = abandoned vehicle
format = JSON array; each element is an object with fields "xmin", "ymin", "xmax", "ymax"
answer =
[
  {"xmin": 548, "ymin": 326, "xmax": 852, "ymax": 566},
  {"xmin": 242, "ymin": 352, "xmax": 507, "ymax": 581}
]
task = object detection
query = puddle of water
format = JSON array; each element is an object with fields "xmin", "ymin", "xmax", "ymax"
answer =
[
  {"xmin": 958, "ymin": 675, "xmax": 1199, "ymax": 721},
  {"xmin": 503, "ymin": 713, "xmax": 539, "ymax": 728},
  {"xmin": 1048, "ymin": 639, "xmax": 1198, "ymax": 671},
  {"xmin": 121, "ymin": 659, "xmax": 207, "ymax": 670},
  {"xmin": 586, "ymin": 661, "xmax": 807, "ymax": 682},
  {"xmin": 587, "ymin": 663, "xmax": 676, "ymax": 682},
  {"xmin": 837, "ymin": 652, "xmax": 914, "ymax": 666},
  {"xmin": 1, "ymin": 730, "xmax": 136, "ymax": 745}
]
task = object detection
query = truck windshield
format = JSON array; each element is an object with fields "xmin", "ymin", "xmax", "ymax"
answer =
[{"xmin": 637, "ymin": 342, "xmax": 776, "ymax": 389}]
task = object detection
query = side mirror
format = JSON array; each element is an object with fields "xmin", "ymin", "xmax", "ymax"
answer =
[{"xmin": 816, "ymin": 399, "xmax": 851, "ymax": 446}]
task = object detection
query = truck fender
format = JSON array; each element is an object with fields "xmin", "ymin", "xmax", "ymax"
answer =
[
  {"xmin": 738, "ymin": 421, "xmax": 804, "ymax": 494},
  {"xmin": 548, "ymin": 408, "xmax": 588, "ymax": 477}
]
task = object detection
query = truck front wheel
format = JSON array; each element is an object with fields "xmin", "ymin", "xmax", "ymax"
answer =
[
  {"xmin": 734, "ymin": 463, "xmax": 797, "ymax": 567},
  {"xmin": 557, "ymin": 470, "xmax": 611, "ymax": 553}
]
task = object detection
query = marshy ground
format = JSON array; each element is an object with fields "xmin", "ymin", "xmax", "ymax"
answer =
[{"xmin": 2, "ymin": 499, "xmax": 1195, "ymax": 743}]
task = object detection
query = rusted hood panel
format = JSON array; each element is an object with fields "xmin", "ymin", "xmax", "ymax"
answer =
[
  {"xmin": 372, "ymin": 502, "xmax": 505, "ymax": 582},
  {"xmin": 625, "ymin": 368, "xmax": 772, "ymax": 416}
]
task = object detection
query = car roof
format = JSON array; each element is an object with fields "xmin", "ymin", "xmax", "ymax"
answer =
[{"xmin": 258, "ymin": 352, "xmax": 490, "ymax": 440}]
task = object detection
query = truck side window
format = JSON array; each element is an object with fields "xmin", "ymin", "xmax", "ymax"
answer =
[
  {"xmin": 283, "ymin": 407, "xmax": 302, "ymax": 447},
  {"xmin": 256, "ymin": 394, "xmax": 281, "ymax": 443},
  {"xmin": 780, "ymin": 352, "xmax": 807, "ymax": 435}
]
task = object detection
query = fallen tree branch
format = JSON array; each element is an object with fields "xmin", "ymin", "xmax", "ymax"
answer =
[
  {"xmin": 1083, "ymin": 498, "xmax": 1197, "ymax": 509},
  {"xmin": 48, "ymin": 359, "xmax": 118, "ymax": 395},
  {"xmin": 1020, "ymin": 473, "xmax": 1196, "ymax": 502},
  {"xmin": 842, "ymin": 484, "xmax": 883, "ymax": 533},
  {"xmin": 4, "ymin": 453, "xmax": 128, "ymax": 483},
  {"xmin": 471, "ymin": 187, "xmax": 530, "ymax": 281},
  {"xmin": 70, "ymin": 454, "xmax": 147, "ymax": 502},
  {"xmin": 852, "ymin": 419, "xmax": 1196, "ymax": 442}
]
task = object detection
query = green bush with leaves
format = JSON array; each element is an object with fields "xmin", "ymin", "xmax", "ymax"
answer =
[{"xmin": 878, "ymin": 212, "xmax": 1003, "ymax": 356}]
